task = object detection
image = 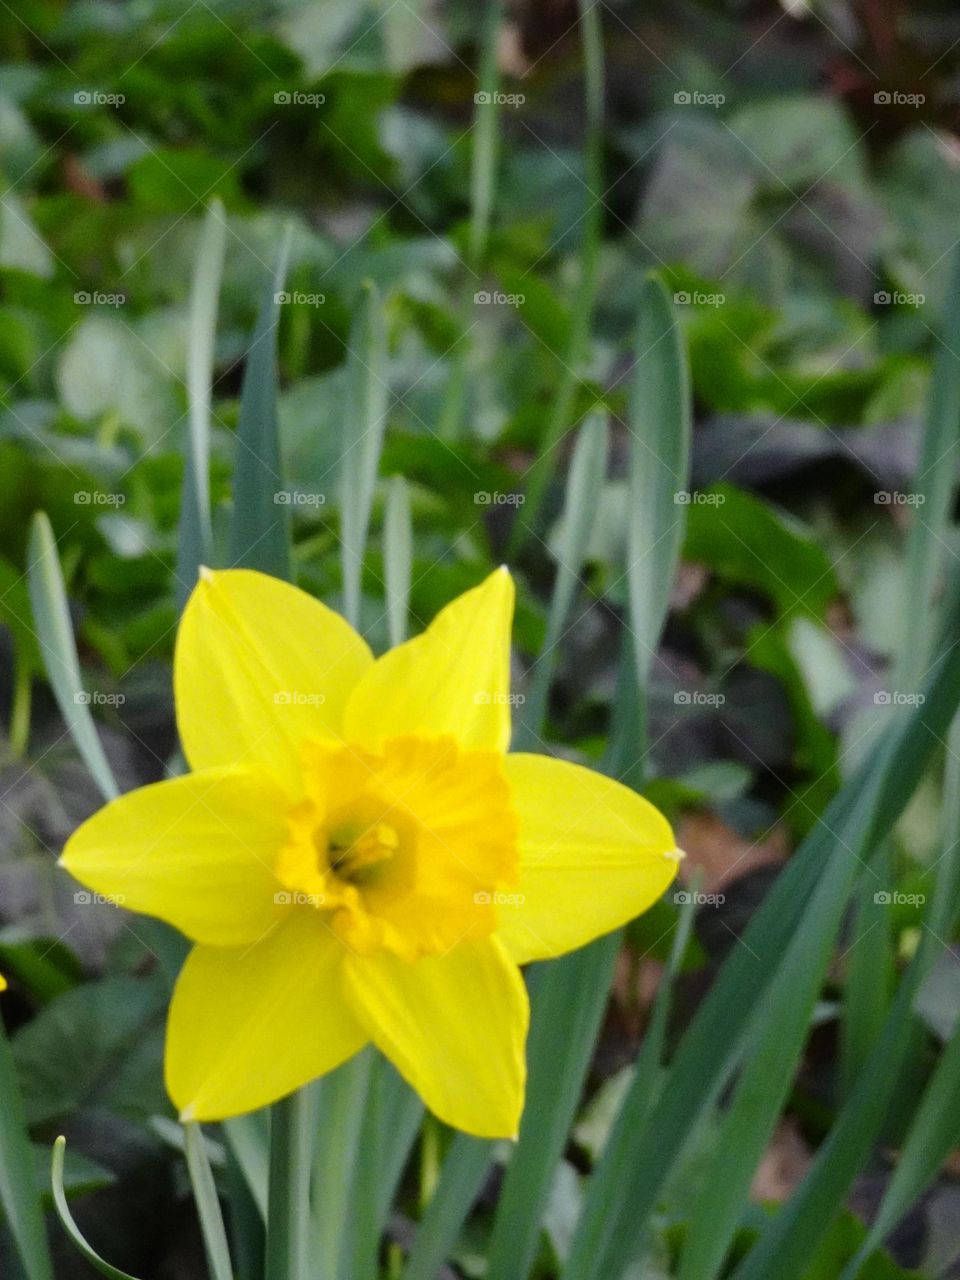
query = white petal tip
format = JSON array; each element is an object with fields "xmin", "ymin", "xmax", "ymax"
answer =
[
  {"xmin": 665, "ymin": 847, "xmax": 686, "ymax": 863},
  {"xmin": 179, "ymin": 1105, "xmax": 196, "ymax": 1123},
  {"xmin": 198, "ymin": 565, "xmax": 215, "ymax": 583}
]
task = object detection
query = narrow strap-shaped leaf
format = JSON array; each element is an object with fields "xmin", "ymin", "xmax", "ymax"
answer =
[
  {"xmin": 467, "ymin": 0, "xmax": 503, "ymax": 269},
  {"xmin": 514, "ymin": 413, "xmax": 609, "ymax": 749},
  {"xmin": 733, "ymin": 710, "xmax": 960, "ymax": 1280},
  {"xmin": 509, "ymin": 0, "xmax": 604, "ymax": 547},
  {"xmin": 340, "ymin": 282, "xmax": 389, "ymax": 629},
  {"xmin": 348, "ymin": 1058, "xmax": 423, "ymax": 1280},
  {"xmin": 177, "ymin": 199, "xmax": 227, "ymax": 601},
  {"xmin": 51, "ymin": 1137, "xmax": 139, "ymax": 1280},
  {"xmin": 838, "ymin": 844, "xmax": 893, "ymax": 1104},
  {"xmin": 228, "ymin": 227, "xmax": 292, "ymax": 579},
  {"xmin": 566, "ymin": 566, "xmax": 960, "ymax": 1280},
  {"xmin": 309, "ymin": 1050, "xmax": 373, "ymax": 1280},
  {"xmin": 563, "ymin": 880, "xmax": 698, "ymax": 1279},
  {"xmin": 383, "ymin": 475, "xmax": 413, "ymax": 648},
  {"xmin": 892, "ymin": 247, "xmax": 960, "ymax": 691},
  {"xmin": 485, "ymin": 934, "xmax": 621, "ymax": 1280},
  {"xmin": 402, "ymin": 1134, "xmax": 496, "ymax": 1280},
  {"xmin": 0, "ymin": 1021, "xmax": 52, "ymax": 1280},
  {"xmin": 225, "ymin": 1144, "xmax": 265, "ymax": 1280},
  {"xmin": 626, "ymin": 274, "xmax": 692, "ymax": 690},
  {"xmin": 223, "ymin": 1114, "xmax": 269, "ymax": 1219},
  {"xmin": 265, "ymin": 1086, "xmax": 318, "ymax": 1280},
  {"xmin": 185, "ymin": 1123, "xmax": 235, "ymax": 1280},
  {"xmin": 27, "ymin": 513, "xmax": 118, "ymax": 802}
]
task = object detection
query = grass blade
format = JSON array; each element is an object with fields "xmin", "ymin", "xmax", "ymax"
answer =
[
  {"xmin": 228, "ymin": 227, "xmax": 292, "ymax": 579},
  {"xmin": 468, "ymin": 0, "xmax": 503, "ymax": 269},
  {"xmin": 514, "ymin": 412, "xmax": 609, "ymax": 749},
  {"xmin": 27, "ymin": 513, "xmax": 118, "ymax": 802},
  {"xmin": 177, "ymin": 199, "xmax": 226, "ymax": 602},
  {"xmin": 185, "ymin": 1123, "xmax": 235, "ymax": 1280},
  {"xmin": 51, "ymin": 1137, "xmax": 138, "ymax": 1280},
  {"xmin": 383, "ymin": 475, "xmax": 413, "ymax": 647},
  {"xmin": 340, "ymin": 282, "xmax": 389, "ymax": 629}
]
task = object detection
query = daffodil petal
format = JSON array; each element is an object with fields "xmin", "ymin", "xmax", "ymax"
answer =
[
  {"xmin": 167, "ymin": 910, "xmax": 366, "ymax": 1120},
  {"xmin": 342, "ymin": 936, "xmax": 528, "ymax": 1138},
  {"xmin": 497, "ymin": 754, "xmax": 680, "ymax": 964},
  {"xmin": 61, "ymin": 768, "xmax": 290, "ymax": 946},
  {"xmin": 175, "ymin": 568, "xmax": 373, "ymax": 783},
  {"xmin": 343, "ymin": 567, "xmax": 514, "ymax": 753}
]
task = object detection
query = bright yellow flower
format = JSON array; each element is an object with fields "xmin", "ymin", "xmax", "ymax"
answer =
[
  {"xmin": 0, "ymin": 974, "xmax": 6, "ymax": 993},
  {"xmin": 61, "ymin": 567, "xmax": 679, "ymax": 1137}
]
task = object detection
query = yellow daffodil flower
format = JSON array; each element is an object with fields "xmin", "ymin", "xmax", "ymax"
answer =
[
  {"xmin": 61, "ymin": 567, "xmax": 679, "ymax": 1137},
  {"xmin": 0, "ymin": 974, "xmax": 6, "ymax": 993}
]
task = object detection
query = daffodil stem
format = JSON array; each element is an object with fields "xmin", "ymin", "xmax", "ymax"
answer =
[{"xmin": 265, "ymin": 1089, "xmax": 317, "ymax": 1280}]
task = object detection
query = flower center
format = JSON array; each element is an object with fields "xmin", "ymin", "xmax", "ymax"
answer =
[
  {"xmin": 275, "ymin": 735, "xmax": 519, "ymax": 961},
  {"xmin": 327, "ymin": 820, "xmax": 399, "ymax": 883}
]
